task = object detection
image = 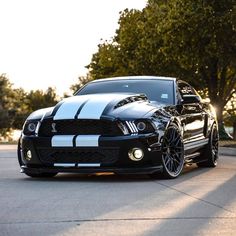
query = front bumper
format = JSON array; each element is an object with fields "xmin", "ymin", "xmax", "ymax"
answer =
[
  {"xmin": 19, "ymin": 133, "xmax": 163, "ymax": 175},
  {"xmin": 20, "ymin": 165, "xmax": 163, "ymax": 175}
]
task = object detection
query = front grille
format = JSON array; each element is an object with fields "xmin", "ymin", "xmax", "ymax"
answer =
[
  {"xmin": 38, "ymin": 119, "xmax": 123, "ymax": 137},
  {"xmin": 37, "ymin": 148, "xmax": 119, "ymax": 165}
]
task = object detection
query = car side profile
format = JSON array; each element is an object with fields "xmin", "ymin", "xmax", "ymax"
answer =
[{"xmin": 18, "ymin": 76, "xmax": 219, "ymax": 179}]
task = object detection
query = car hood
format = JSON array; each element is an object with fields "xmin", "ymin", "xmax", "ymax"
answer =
[
  {"xmin": 27, "ymin": 93, "xmax": 162, "ymax": 121},
  {"xmin": 50, "ymin": 93, "xmax": 159, "ymax": 120}
]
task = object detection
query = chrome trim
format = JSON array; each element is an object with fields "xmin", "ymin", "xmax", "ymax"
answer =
[
  {"xmin": 126, "ymin": 121, "xmax": 138, "ymax": 134},
  {"xmin": 184, "ymin": 138, "xmax": 209, "ymax": 150},
  {"xmin": 126, "ymin": 121, "xmax": 135, "ymax": 133},
  {"xmin": 35, "ymin": 121, "xmax": 41, "ymax": 136},
  {"xmin": 117, "ymin": 122, "xmax": 129, "ymax": 135},
  {"xmin": 184, "ymin": 152, "xmax": 200, "ymax": 159},
  {"xmin": 132, "ymin": 121, "xmax": 139, "ymax": 133}
]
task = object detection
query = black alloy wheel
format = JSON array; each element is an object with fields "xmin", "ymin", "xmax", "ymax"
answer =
[
  {"xmin": 150, "ymin": 124, "xmax": 184, "ymax": 179},
  {"xmin": 197, "ymin": 124, "xmax": 219, "ymax": 167},
  {"xmin": 161, "ymin": 124, "xmax": 184, "ymax": 178}
]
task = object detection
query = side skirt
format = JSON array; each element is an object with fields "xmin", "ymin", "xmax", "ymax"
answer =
[{"xmin": 184, "ymin": 138, "xmax": 209, "ymax": 151}]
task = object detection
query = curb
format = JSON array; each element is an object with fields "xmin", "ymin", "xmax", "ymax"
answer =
[{"xmin": 219, "ymin": 147, "xmax": 236, "ymax": 156}]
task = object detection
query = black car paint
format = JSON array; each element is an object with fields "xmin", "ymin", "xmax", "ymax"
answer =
[{"xmin": 18, "ymin": 76, "xmax": 217, "ymax": 176}]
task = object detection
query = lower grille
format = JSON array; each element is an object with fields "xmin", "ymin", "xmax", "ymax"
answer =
[{"xmin": 37, "ymin": 148, "xmax": 119, "ymax": 165}]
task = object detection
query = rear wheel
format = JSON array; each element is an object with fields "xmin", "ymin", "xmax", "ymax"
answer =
[
  {"xmin": 150, "ymin": 124, "xmax": 184, "ymax": 179},
  {"xmin": 197, "ymin": 124, "xmax": 219, "ymax": 167}
]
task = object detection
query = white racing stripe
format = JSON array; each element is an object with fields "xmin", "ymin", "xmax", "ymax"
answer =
[
  {"xmin": 54, "ymin": 163, "xmax": 76, "ymax": 167},
  {"xmin": 53, "ymin": 96, "xmax": 89, "ymax": 120},
  {"xmin": 54, "ymin": 94, "xmax": 131, "ymax": 120},
  {"xmin": 76, "ymin": 135, "xmax": 100, "ymax": 147},
  {"xmin": 51, "ymin": 135, "xmax": 74, "ymax": 147},
  {"xmin": 77, "ymin": 94, "xmax": 128, "ymax": 119},
  {"xmin": 78, "ymin": 163, "xmax": 101, "ymax": 167}
]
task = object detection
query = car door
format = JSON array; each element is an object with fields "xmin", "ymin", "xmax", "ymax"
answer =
[{"xmin": 177, "ymin": 82, "xmax": 205, "ymax": 145}]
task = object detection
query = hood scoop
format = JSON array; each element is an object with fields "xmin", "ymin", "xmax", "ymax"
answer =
[{"xmin": 114, "ymin": 94, "xmax": 148, "ymax": 109}]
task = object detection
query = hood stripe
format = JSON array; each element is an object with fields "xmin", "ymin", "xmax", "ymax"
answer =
[
  {"xmin": 53, "ymin": 94, "xmax": 131, "ymax": 121},
  {"xmin": 73, "ymin": 99, "xmax": 89, "ymax": 119},
  {"xmin": 77, "ymin": 95, "xmax": 115, "ymax": 119},
  {"xmin": 53, "ymin": 96, "xmax": 88, "ymax": 120}
]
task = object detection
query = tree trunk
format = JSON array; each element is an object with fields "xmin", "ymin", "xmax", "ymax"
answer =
[
  {"xmin": 233, "ymin": 121, "xmax": 236, "ymax": 140},
  {"xmin": 211, "ymin": 100, "xmax": 233, "ymax": 140}
]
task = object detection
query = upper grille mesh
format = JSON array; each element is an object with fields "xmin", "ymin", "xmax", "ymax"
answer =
[{"xmin": 38, "ymin": 119, "xmax": 123, "ymax": 137}]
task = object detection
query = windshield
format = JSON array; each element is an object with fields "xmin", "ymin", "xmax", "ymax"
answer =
[{"xmin": 76, "ymin": 79, "xmax": 175, "ymax": 105}]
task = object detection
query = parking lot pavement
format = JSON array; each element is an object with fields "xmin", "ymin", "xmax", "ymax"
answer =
[
  {"xmin": 0, "ymin": 146, "xmax": 236, "ymax": 236},
  {"xmin": 0, "ymin": 145, "xmax": 17, "ymax": 158}
]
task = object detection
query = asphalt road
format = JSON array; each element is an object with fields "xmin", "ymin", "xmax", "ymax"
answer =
[{"xmin": 0, "ymin": 145, "xmax": 236, "ymax": 236}]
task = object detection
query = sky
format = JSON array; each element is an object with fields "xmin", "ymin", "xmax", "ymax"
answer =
[{"xmin": 0, "ymin": 0, "xmax": 147, "ymax": 96}]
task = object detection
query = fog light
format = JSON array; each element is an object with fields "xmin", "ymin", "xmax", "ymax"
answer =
[
  {"xmin": 26, "ymin": 150, "xmax": 32, "ymax": 161},
  {"xmin": 128, "ymin": 148, "xmax": 144, "ymax": 161}
]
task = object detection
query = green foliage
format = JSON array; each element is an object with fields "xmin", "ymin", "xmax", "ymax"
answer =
[
  {"xmin": 0, "ymin": 74, "xmax": 58, "ymax": 138},
  {"xmin": 87, "ymin": 0, "xmax": 236, "ymax": 125},
  {"xmin": 0, "ymin": 74, "xmax": 15, "ymax": 135},
  {"xmin": 25, "ymin": 87, "xmax": 58, "ymax": 113},
  {"xmin": 70, "ymin": 74, "xmax": 93, "ymax": 94}
]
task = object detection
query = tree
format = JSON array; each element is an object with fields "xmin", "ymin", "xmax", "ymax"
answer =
[
  {"xmin": 25, "ymin": 87, "xmax": 58, "ymax": 113},
  {"xmin": 70, "ymin": 74, "xmax": 93, "ymax": 94},
  {"xmin": 87, "ymin": 0, "xmax": 236, "ymax": 133},
  {"xmin": 0, "ymin": 77, "xmax": 59, "ymax": 138},
  {"xmin": 0, "ymin": 74, "xmax": 16, "ymax": 136},
  {"xmin": 156, "ymin": 0, "xmax": 236, "ymax": 125},
  {"xmin": 225, "ymin": 94, "xmax": 236, "ymax": 139}
]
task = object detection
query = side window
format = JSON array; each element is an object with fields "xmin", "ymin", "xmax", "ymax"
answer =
[
  {"xmin": 178, "ymin": 82, "xmax": 195, "ymax": 97},
  {"xmin": 177, "ymin": 81, "xmax": 202, "ymax": 104}
]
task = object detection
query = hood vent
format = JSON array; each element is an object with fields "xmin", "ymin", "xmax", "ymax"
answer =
[{"xmin": 114, "ymin": 94, "xmax": 148, "ymax": 109}]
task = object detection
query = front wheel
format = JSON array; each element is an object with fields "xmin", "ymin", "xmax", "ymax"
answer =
[
  {"xmin": 150, "ymin": 124, "xmax": 184, "ymax": 179},
  {"xmin": 197, "ymin": 123, "xmax": 219, "ymax": 168}
]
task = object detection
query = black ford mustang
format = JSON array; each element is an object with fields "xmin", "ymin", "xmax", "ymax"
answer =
[{"xmin": 18, "ymin": 76, "xmax": 219, "ymax": 179}]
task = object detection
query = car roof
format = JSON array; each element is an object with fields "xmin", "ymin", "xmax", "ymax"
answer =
[{"xmin": 89, "ymin": 76, "xmax": 176, "ymax": 84}]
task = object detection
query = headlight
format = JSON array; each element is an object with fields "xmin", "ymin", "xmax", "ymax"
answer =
[
  {"xmin": 27, "ymin": 123, "xmax": 37, "ymax": 132},
  {"xmin": 125, "ymin": 120, "xmax": 155, "ymax": 134},
  {"xmin": 135, "ymin": 120, "xmax": 155, "ymax": 133},
  {"xmin": 23, "ymin": 120, "xmax": 39, "ymax": 135},
  {"xmin": 136, "ymin": 122, "xmax": 146, "ymax": 131}
]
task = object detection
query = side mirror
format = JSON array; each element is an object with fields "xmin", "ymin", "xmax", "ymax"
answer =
[{"xmin": 182, "ymin": 95, "xmax": 201, "ymax": 104}]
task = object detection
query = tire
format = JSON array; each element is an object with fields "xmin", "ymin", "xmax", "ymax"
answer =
[
  {"xmin": 150, "ymin": 124, "xmax": 184, "ymax": 179},
  {"xmin": 197, "ymin": 123, "xmax": 219, "ymax": 168}
]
